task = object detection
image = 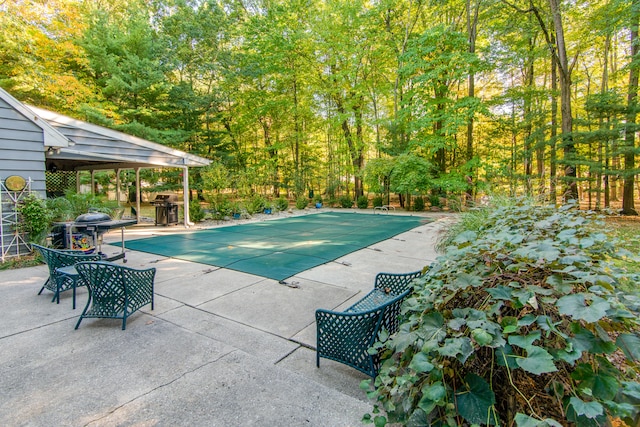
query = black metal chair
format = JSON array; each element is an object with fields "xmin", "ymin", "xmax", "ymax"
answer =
[
  {"xmin": 74, "ymin": 261, "xmax": 156, "ymax": 330},
  {"xmin": 315, "ymin": 270, "xmax": 423, "ymax": 378},
  {"xmin": 32, "ymin": 244, "xmax": 103, "ymax": 309}
]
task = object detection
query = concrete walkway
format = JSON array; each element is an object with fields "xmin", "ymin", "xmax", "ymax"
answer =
[{"xmin": 0, "ymin": 210, "xmax": 453, "ymax": 427}]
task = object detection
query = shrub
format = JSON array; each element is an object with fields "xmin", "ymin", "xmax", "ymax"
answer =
[
  {"xmin": 189, "ymin": 200, "xmax": 206, "ymax": 222},
  {"xmin": 275, "ymin": 196, "xmax": 289, "ymax": 211},
  {"xmin": 428, "ymin": 193, "xmax": 441, "ymax": 207},
  {"xmin": 246, "ymin": 194, "xmax": 266, "ymax": 215},
  {"xmin": 339, "ymin": 195, "xmax": 353, "ymax": 208},
  {"xmin": 16, "ymin": 194, "xmax": 52, "ymax": 244},
  {"xmin": 209, "ymin": 195, "xmax": 233, "ymax": 219},
  {"xmin": 413, "ymin": 196, "xmax": 425, "ymax": 211},
  {"xmin": 295, "ymin": 196, "xmax": 308, "ymax": 209},
  {"xmin": 357, "ymin": 195, "xmax": 369, "ymax": 209},
  {"xmin": 372, "ymin": 196, "xmax": 384, "ymax": 208},
  {"xmin": 364, "ymin": 199, "xmax": 640, "ymax": 427}
]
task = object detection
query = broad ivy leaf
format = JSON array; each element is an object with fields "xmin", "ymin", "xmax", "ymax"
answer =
[
  {"xmin": 571, "ymin": 363, "xmax": 618, "ymax": 401},
  {"xmin": 568, "ymin": 397, "xmax": 603, "ymax": 419},
  {"xmin": 556, "ymin": 294, "xmax": 609, "ymax": 323},
  {"xmin": 374, "ymin": 415, "xmax": 387, "ymax": 427},
  {"xmin": 472, "ymin": 328, "xmax": 493, "ymax": 346},
  {"xmin": 560, "ymin": 254, "xmax": 589, "ymax": 265},
  {"xmin": 570, "ymin": 325, "xmax": 616, "ymax": 354},
  {"xmin": 616, "ymin": 333, "xmax": 640, "ymax": 362},
  {"xmin": 421, "ymin": 312, "xmax": 447, "ymax": 344},
  {"xmin": 508, "ymin": 331, "xmax": 541, "ymax": 349},
  {"xmin": 553, "ymin": 343, "xmax": 582, "ymax": 365},
  {"xmin": 406, "ymin": 408, "xmax": 429, "ymax": 427},
  {"xmin": 448, "ymin": 317, "xmax": 466, "ymax": 331},
  {"xmin": 501, "ymin": 316, "xmax": 518, "ymax": 334},
  {"xmin": 421, "ymin": 381, "xmax": 446, "ymax": 402},
  {"xmin": 533, "ymin": 242, "xmax": 561, "ymax": 261},
  {"xmin": 514, "ymin": 413, "xmax": 563, "ymax": 427},
  {"xmin": 518, "ymin": 314, "xmax": 537, "ymax": 327},
  {"xmin": 621, "ymin": 381, "xmax": 640, "ymax": 402},
  {"xmin": 438, "ymin": 337, "xmax": 474, "ymax": 363},
  {"xmin": 454, "ymin": 272, "xmax": 483, "ymax": 289},
  {"xmin": 456, "ymin": 373, "xmax": 496, "ymax": 425},
  {"xmin": 409, "ymin": 352, "xmax": 435, "ymax": 373},
  {"xmin": 393, "ymin": 331, "xmax": 419, "ymax": 353},
  {"xmin": 453, "ymin": 230, "xmax": 477, "ymax": 244},
  {"xmin": 516, "ymin": 346, "xmax": 557, "ymax": 375},
  {"xmin": 486, "ymin": 286, "xmax": 513, "ymax": 300}
]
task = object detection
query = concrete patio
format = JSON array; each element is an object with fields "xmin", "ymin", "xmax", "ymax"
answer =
[{"xmin": 0, "ymin": 210, "xmax": 452, "ymax": 426}]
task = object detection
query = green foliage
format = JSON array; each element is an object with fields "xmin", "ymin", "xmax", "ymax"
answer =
[
  {"xmin": 428, "ymin": 194, "xmax": 441, "ymax": 208},
  {"xmin": 357, "ymin": 195, "xmax": 369, "ymax": 209},
  {"xmin": 49, "ymin": 190, "xmax": 119, "ymax": 220},
  {"xmin": 16, "ymin": 194, "xmax": 52, "ymax": 244},
  {"xmin": 295, "ymin": 196, "xmax": 308, "ymax": 210},
  {"xmin": 313, "ymin": 194, "xmax": 323, "ymax": 204},
  {"xmin": 246, "ymin": 194, "xmax": 266, "ymax": 215},
  {"xmin": 189, "ymin": 200, "xmax": 206, "ymax": 222},
  {"xmin": 209, "ymin": 195, "xmax": 233, "ymax": 219},
  {"xmin": 275, "ymin": 197, "xmax": 289, "ymax": 212},
  {"xmin": 413, "ymin": 196, "xmax": 425, "ymax": 211},
  {"xmin": 339, "ymin": 195, "xmax": 353, "ymax": 208},
  {"xmin": 372, "ymin": 196, "xmax": 384, "ymax": 208},
  {"xmin": 367, "ymin": 199, "xmax": 640, "ymax": 426}
]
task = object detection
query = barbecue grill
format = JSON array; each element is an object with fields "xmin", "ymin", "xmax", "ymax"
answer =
[
  {"xmin": 151, "ymin": 194, "xmax": 179, "ymax": 226},
  {"xmin": 52, "ymin": 212, "xmax": 137, "ymax": 262}
]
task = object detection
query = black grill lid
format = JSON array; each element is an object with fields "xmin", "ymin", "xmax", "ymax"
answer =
[{"xmin": 75, "ymin": 212, "xmax": 111, "ymax": 223}]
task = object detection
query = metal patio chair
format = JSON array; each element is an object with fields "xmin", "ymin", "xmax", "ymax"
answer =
[
  {"xmin": 33, "ymin": 243, "xmax": 103, "ymax": 309},
  {"xmin": 74, "ymin": 261, "xmax": 156, "ymax": 330},
  {"xmin": 315, "ymin": 270, "xmax": 423, "ymax": 378}
]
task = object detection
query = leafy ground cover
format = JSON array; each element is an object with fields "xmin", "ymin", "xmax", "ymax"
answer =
[{"xmin": 364, "ymin": 199, "xmax": 640, "ymax": 427}]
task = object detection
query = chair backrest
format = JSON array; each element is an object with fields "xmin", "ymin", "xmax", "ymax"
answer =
[
  {"xmin": 32, "ymin": 244, "xmax": 102, "ymax": 274},
  {"xmin": 75, "ymin": 261, "xmax": 156, "ymax": 310},
  {"xmin": 374, "ymin": 270, "xmax": 424, "ymax": 295}
]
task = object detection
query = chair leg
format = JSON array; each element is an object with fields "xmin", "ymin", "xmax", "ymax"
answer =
[
  {"xmin": 74, "ymin": 316, "xmax": 83, "ymax": 329},
  {"xmin": 72, "ymin": 283, "xmax": 76, "ymax": 310},
  {"xmin": 122, "ymin": 316, "xmax": 127, "ymax": 330}
]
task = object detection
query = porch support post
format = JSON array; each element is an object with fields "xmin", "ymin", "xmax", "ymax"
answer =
[
  {"xmin": 183, "ymin": 166, "xmax": 191, "ymax": 226},
  {"xmin": 135, "ymin": 168, "xmax": 141, "ymax": 224},
  {"xmin": 115, "ymin": 168, "xmax": 121, "ymax": 205}
]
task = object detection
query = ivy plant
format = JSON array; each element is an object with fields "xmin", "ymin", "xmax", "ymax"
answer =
[
  {"xmin": 16, "ymin": 194, "xmax": 52, "ymax": 244},
  {"xmin": 364, "ymin": 199, "xmax": 640, "ymax": 427}
]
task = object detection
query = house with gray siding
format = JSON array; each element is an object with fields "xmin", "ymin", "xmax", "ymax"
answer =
[{"xmin": 0, "ymin": 87, "xmax": 210, "ymax": 261}]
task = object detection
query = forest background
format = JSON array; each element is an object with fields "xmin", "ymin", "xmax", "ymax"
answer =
[{"xmin": 2, "ymin": 0, "xmax": 640, "ymax": 214}]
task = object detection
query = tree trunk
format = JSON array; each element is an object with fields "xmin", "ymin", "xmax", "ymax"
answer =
[
  {"xmin": 623, "ymin": 0, "xmax": 639, "ymax": 215},
  {"xmin": 548, "ymin": 0, "xmax": 578, "ymax": 201},
  {"xmin": 465, "ymin": 0, "xmax": 480, "ymax": 205}
]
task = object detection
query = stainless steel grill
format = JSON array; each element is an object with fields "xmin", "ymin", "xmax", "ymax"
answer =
[{"xmin": 151, "ymin": 194, "xmax": 179, "ymax": 225}]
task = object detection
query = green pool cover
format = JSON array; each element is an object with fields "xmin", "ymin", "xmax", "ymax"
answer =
[{"xmin": 121, "ymin": 212, "xmax": 427, "ymax": 280}]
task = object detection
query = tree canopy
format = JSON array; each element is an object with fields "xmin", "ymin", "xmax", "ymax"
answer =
[{"xmin": 2, "ymin": 0, "xmax": 639, "ymax": 211}]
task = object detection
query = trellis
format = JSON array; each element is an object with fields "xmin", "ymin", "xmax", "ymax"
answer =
[{"xmin": 1, "ymin": 178, "xmax": 33, "ymax": 262}]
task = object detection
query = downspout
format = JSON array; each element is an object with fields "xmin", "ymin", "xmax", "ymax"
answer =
[
  {"xmin": 115, "ymin": 168, "xmax": 121, "ymax": 208},
  {"xmin": 183, "ymin": 166, "xmax": 192, "ymax": 227},
  {"xmin": 135, "ymin": 168, "xmax": 141, "ymax": 224}
]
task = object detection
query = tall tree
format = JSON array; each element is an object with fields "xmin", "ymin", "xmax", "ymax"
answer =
[{"xmin": 623, "ymin": 0, "xmax": 640, "ymax": 215}]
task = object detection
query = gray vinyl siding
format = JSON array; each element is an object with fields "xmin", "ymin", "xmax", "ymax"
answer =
[
  {"xmin": 0, "ymin": 98, "xmax": 47, "ymax": 195},
  {"xmin": 1, "ymin": 98, "xmax": 47, "ymax": 258}
]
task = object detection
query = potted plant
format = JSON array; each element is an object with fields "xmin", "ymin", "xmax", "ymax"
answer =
[
  {"xmin": 231, "ymin": 201, "xmax": 242, "ymax": 219},
  {"xmin": 313, "ymin": 194, "xmax": 323, "ymax": 209}
]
